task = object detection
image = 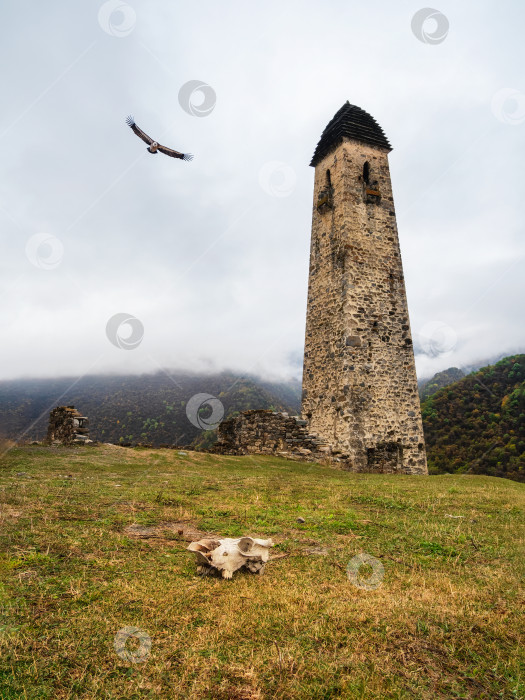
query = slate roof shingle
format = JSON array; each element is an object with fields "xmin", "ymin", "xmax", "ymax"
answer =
[{"xmin": 310, "ymin": 101, "xmax": 392, "ymax": 166}]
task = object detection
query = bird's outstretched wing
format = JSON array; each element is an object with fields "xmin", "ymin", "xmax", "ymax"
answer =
[
  {"xmin": 126, "ymin": 115, "xmax": 154, "ymax": 146},
  {"xmin": 157, "ymin": 144, "xmax": 194, "ymax": 161}
]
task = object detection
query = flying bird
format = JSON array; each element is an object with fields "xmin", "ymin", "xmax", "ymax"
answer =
[{"xmin": 125, "ymin": 116, "xmax": 193, "ymax": 161}]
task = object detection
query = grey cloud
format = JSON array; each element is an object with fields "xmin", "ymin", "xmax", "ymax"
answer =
[{"xmin": 1, "ymin": 0, "xmax": 524, "ymax": 382}]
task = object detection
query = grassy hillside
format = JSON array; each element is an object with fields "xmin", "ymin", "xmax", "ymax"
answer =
[
  {"xmin": 1, "ymin": 444, "xmax": 523, "ymax": 699},
  {"xmin": 422, "ymin": 355, "xmax": 525, "ymax": 481}
]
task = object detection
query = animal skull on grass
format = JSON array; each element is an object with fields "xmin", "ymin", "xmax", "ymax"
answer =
[{"xmin": 187, "ymin": 537, "xmax": 273, "ymax": 579}]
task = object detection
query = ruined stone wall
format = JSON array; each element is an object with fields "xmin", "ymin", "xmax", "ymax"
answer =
[
  {"xmin": 212, "ymin": 410, "xmax": 334, "ymax": 464},
  {"xmin": 301, "ymin": 138, "xmax": 427, "ymax": 474},
  {"xmin": 46, "ymin": 406, "xmax": 90, "ymax": 445},
  {"xmin": 212, "ymin": 409, "xmax": 418, "ymax": 473}
]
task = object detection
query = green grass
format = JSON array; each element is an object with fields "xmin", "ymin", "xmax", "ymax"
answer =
[{"xmin": 0, "ymin": 444, "xmax": 524, "ymax": 699}]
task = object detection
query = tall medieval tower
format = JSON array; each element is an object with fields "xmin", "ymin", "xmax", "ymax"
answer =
[{"xmin": 301, "ymin": 102, "xmax": 427, "ymax": 475}]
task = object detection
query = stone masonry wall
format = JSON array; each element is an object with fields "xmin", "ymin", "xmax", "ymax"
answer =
[
  {"xmin": 212, "ymin": 409, "xmax": 416, "ymax": 473},
  {"xmin": 46, "ymin": 406, "xmax": 91, "ymax": 445},
  {"xmin": 212, "ymin": 410, "xmax": 333, "ymax": 464},
  {"xmin": 301, "ymin": 138, "xmax": 427, "ymax": 475}
]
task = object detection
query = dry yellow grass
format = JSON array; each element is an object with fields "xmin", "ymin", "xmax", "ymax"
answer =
[{"xmin": 0, "ymin": 444, "xmax": 524, "ymax": 699}]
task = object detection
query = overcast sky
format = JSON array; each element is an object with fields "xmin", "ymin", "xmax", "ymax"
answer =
[{"xmin": 1, "ymin": 0, "xmax": 524, "ymax": 384}]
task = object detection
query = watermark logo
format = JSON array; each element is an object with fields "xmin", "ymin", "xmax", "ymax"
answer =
[
  {"xmin": 178, "ymin": 80, "xmax": 216, "ymax": 118},
  {"xmin": 259, "ymin": 161, "xmax": 297, "ymax": 198},
  {"xmin": 346, "ymin": 552, "xmax": 384, "ymax": 591},
  {"xmin": 491, "ymin": 88, "xmax": 525, "ymax": 126},
  {"xmin": 25, "ymin": 233, "xmax": 64, "ymax": 270},
  {"xmin": 106, "ymin": 313, "xmax": 144, "ymax": 350},
  {"xmin": 186, "ymin": 393, "xmax": 224, "ymax": 430},
  {"xmin": 98, "ymin": 0, "xmax": 136, "ymax": 38},
  {"xmin": 114, "ymin": 626, "xmax": 151, "ymax": 663},
  {"xmin": 411, "ymin": 8, "xmax": 449, "ymax": 45},
  {"xmin": 418, "ymin": 321, "xmax": 457, "ymax": 358}
]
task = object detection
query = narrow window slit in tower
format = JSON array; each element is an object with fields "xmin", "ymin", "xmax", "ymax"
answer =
[
  {"xmin": 317, "ymin": 169, "xmax": 333, "ymax": 213},
  {"xmin": 363, "ymin": 161, "xmax": 381, "ymax": 203}
]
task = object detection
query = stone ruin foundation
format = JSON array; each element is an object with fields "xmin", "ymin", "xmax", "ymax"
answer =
[
  {"xmin": 46, "ymin": 406, "xmax": 91, "ymax": 445},
  {"xmin": 211, "ymin": 409, "xmax": 405, "ymax": 473},
  {"xmin": 212, "ymin": 410, "xmax": 331, "ymax": 463}
]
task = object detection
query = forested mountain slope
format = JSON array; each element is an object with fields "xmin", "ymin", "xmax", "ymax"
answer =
[{"xmin": 421, "ymin": 355, "xmax": 525, "ymax": 481}]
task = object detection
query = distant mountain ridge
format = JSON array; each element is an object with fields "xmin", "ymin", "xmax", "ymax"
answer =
[
  {"xmin": 0, "ymin": 371, "xmax": 301, "ymax": 448},
  {"xmin": 417, "ymin": 352, "xmax": 513, "ymax": 390},
  {"xmin": 1, "ymin": 355, "xmax": 524, "ymax": 481},
  {"xmin": 419, "ymin": 367, "xmax": 466, "ymax": 400}
]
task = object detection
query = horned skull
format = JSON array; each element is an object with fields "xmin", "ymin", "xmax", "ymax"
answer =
[{"xmin": 187, "ymin": 537, "xmax": 274, "ymax": 579}]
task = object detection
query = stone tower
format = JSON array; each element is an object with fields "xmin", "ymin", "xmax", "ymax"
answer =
[{"xmin": 301, "ymin": 102, "xmax": 427, "ymax": 474}]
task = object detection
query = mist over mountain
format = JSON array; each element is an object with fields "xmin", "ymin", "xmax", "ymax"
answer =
[
  {"xmin": 2, "ymin": 354, "xmax": 524, "ymax": 481},
  {"xmin": 419, "ymin": 367, "xmax": 466, "ymax": 400},
  {"xmin": 0, "ymin": 371, "xmax": 301, "ymax": 448}
]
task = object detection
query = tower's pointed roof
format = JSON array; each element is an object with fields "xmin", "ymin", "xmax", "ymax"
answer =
[{"xmin": 310, "ymin": 101, "xmax": 392, "ymax": 166}]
